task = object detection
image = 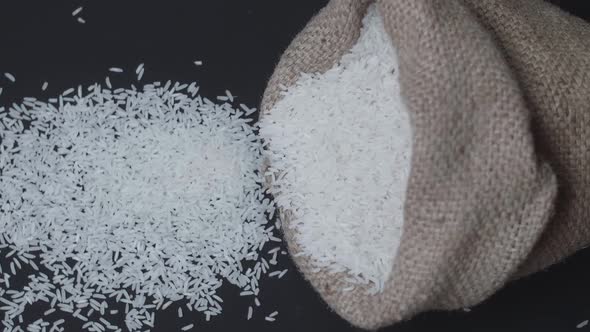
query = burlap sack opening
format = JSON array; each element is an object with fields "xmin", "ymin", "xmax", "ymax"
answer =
[{"xmin": 261, "ymin": 0, "xmax": 590, "ymax": 329}]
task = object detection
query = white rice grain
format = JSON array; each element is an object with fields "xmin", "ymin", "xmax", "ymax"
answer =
[
  {"xmin": 4, "ymin": 73, "xmax": 15, "ymax": 82},
  {"xmin": 72, "ymin": 6, "xmax": 83, "ymax": 16},
  {"xmin": 135, "ymin": 63, "xmax": 144, "ymax": 74},
  {"xmin": 225, "ymin": 90, "xmax": 234, "ymax": 102},
  {"xmin": 278, "ymin": 269, "xmax": 288, "ymax": 279}
]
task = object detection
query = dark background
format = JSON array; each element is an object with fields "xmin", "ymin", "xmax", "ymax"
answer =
[{"xmin": 1, "ymin": 1, "xmax": 590, "ymax": 331}]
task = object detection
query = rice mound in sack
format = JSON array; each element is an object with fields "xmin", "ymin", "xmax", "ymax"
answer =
[{"xmin": 259, "ymin": 0, "xmax": 590, "ymax": 329}]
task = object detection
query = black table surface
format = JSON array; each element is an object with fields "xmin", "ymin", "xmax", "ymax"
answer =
[{"xmin": 1, "ymin": 1, "xmax": 590, "ymax": 331}]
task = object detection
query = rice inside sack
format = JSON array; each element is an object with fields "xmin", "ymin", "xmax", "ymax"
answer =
[
  {"xmin": 258, "ymin": 0, "xmax": 590, "ymax": 329},
  {"xmin": 259, "ymin": 6, "xmax": 410, "ymax": 294}
]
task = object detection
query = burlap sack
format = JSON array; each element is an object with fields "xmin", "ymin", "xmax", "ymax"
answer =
[{"xmin": 261, "ymin": 0, "xmax": 590, "ymax": 329}]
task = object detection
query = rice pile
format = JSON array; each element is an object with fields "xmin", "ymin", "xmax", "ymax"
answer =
[
  {"xmin": 0, "ymin": 80, "xmax": 279, "ymax": 331},
  {"xmin": 259, "ymin": 6, "xmax": 411, "ymax": 293}
]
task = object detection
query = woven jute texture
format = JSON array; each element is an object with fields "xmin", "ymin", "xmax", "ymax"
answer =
[{"xmin": 261, "ymin": 0, "xmax": 590, "ymax": 329}]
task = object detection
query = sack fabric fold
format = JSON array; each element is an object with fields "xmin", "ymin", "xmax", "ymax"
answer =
[{"xmin": 261, "ymin": 0, "xmax": 590, "ymax": 329}]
